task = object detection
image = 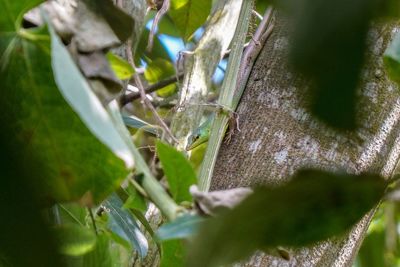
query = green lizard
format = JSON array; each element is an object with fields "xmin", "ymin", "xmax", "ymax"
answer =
[
  {"xmin": 186, "ymin": 106, "xmax": 239, "ymax": 151},
  {"xmin": 186, "ymin": 116, "xmax": 213, "ymax": 150}
]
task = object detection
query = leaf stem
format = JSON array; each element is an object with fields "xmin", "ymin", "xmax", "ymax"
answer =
[
  {"xmin": 108, "ymin": 101, "xmax": 181, "ymax": 221},
  {"xmin": 18, "ymin": 29, "xmax": 50, "ymax": 42},
  {"xmin": 88, "ymin": 207, "xmax": 98, "ymax": 235}
]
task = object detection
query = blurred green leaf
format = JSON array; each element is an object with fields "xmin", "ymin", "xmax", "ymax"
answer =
[
  {"xmin": 53, "ymin": 224, "xmax": 96, "ymax": 256},
  {"xmin": 0, "ymin": 1, "xmax": 64, "ymax": 266},
  {"xmin": 106, "ymin": 52, "xmax": 135, "ymax": 80},
  {"xmin": 156, "ymin": 213, "xmax": 205, "ymax": 241},
  {"xmin": 49, "ymin": 17, "xmax": 134, "ymax": 171},
  {"xmin": 169, "ymin": 0, "xmax": 212, "ymax": 41},
  {"xmin": 384, "ymin": 32, "xmax": 400, "ymax": 84},
  {"xmin": 156, "ymin": 141, "xmax": 197, "ymax": 203},
  {"xmin": 0, "ymin": 0, "xmax": 43, "ymax": 32},
  {"xmin": 104, "ymin": 193, "xmax": 148, "ymax": 258},
  {"xmin": 160, "ymin": 240, "xmax": 186, "ymax": 267},
  {"xmin": 188, "ymin": 170, "xmax": 386, "ymax": 267},
  {"xmin": 285, "ymin": 0, "xmax": 381, "ymax": 129},
  {"xmin": 144, "ymin": 58, "xmax": 177, "ymax": 97},
  {"xmin": 0, "ymin": 8, "xmax": 129, "ymax": 204}
]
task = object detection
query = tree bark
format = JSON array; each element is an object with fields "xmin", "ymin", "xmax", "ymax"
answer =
[{"xmin": 211, "ymin": 13, "xmax": 400, "ymax": 267}]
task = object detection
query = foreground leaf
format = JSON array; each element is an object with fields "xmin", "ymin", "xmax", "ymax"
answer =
[
  {"xmin": 286, "ymin": 0, "xmax": 381, "ymax": 129},
  {"xmin": 0, "ymin": 3, "xmax": 129, "ymax": 204},
  {"xmin": 187, "ymin": 170, "xmax": 386, "ymax": 267},
  {"xmin": 53, "ymin": 224, "xmax": 96, "ymax": 256},
  {"xmin": 104, "ymin": 194, "xmax": 148, "ymax": 258},
  {"xmin": 0, "ymin": 1, "xmax": 63, "ymax": 266},
  {"xmin": 157, "ymin": 141, "xmax": 197, "ymax": 203},
  {"xmin": 161, "ymin": 240, "xmax": 186, "ymax": 267},
  {"xmin": 48, "ymin": 18, "xmax": 134, "ymax": 170}
]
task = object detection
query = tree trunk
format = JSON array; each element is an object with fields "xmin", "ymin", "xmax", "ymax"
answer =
[{"xmin": 211, "ymin": 13, "xmax": 400, "ymax": 267}]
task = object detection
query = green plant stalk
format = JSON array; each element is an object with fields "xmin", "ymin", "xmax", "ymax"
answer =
[
  {"xmin": 170, "ymin": 0, "xmax": 245, "ymax": 150},
  {"xmin": 108, "ymin": 101, "xmax": 181, "ymax": 221},
  {"xmin": 198, "ymin": 0, "xmax": 254, "ymax": 191}
]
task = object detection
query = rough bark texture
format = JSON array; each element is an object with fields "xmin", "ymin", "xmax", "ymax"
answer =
[{"xmin": 211, "ymin": 14, "xmax": 400, "ymax": 267}]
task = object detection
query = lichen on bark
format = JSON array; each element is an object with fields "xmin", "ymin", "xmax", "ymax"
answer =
[{"xmin": 211, "ymin": 13, "xmax": 400, "ymax": 267}]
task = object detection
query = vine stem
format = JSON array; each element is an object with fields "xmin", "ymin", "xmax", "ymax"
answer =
[{"xmin": 88, "ymin": 207, "xmax": 98, "ymax": 235}]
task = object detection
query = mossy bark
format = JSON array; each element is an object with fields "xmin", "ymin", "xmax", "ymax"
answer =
[{"xmin": 211, "ymin": 14, "xmax": 400, "ymax": 267}]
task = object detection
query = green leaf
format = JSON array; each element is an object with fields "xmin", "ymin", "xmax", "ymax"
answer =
[
  {"xmin": 144, "ymin": 58, "xmax": 177, "ymax": 98},
  {"xmin": 187, "ymin": 170, "xmax": 386, "ymax": 267},
  {"xmin": 384, "ymin": 32, "xmax": 400, "ymax": 84},
  {"xmin": 160, "ymin": 240, "xmax": 186, "ymax": 267},
  {"xmin": 48, "ymin": 17, "xmax": 134, "ymax": 170},
  {"xmin": 169, "ymin": 0, "xmax": 212, "ymax": 41},
  {"xmin": 0, "ymin": 12, "xmax": 129, "ymax": 204},
  {"xmin": 156, "ymin": 213, "xmax": 204, "ymax": 241},
  {"xmin": 156, "ymin": 141, "xmax": 197, "ymax": 203},
  {"xmin": 0, "ymin": 0, "xmax": 43, "ymax": 32},
  {"xmin": 122, "ymin": 114, "xmax": 161, "ymax": 136},
  {"xmin": 106, "ymin": 52, "xmax": 134, "ymax": 80},
  {"xmin": 104, "ymin": 194, "xmax": 148, "ymax": 258},
  {"xmin": 53, "ymin": 224, "xmax": 96, "ymax": 256}
]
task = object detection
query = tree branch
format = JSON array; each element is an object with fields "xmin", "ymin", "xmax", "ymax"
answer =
[{"xmin": 120, "ymin": 73, "xmax": 184, "ymax": 105}]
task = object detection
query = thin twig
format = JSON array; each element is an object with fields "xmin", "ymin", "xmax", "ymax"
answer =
[
  {"xmin": 88, "ymin": 207, "xmax": 98, "ymax": 235},
  {"xmin": 126, "ymin": 39, "xmax": 178, "ymax": 144},
  {"xmin": 121, "ymin": 73, "xmax": 184, "ymax": 105},
  {"xmin": 147, "ymin": 0, "xmax": 170, "ymax": 52}
]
